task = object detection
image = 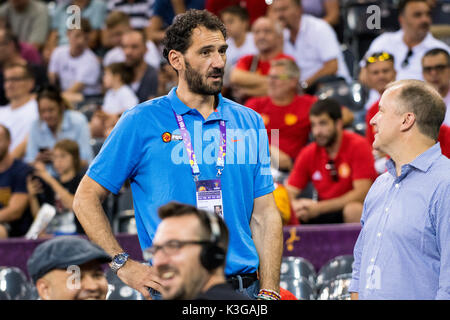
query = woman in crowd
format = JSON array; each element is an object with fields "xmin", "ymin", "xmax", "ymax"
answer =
[{"xmin": 24, "ymin": 85, "xmax": 93, "ymax": 174}]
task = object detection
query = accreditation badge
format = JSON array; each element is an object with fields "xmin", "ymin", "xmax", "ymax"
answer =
[{"xmin": 195, "ymin": 179, "xmax": 223, "ymax": 218}]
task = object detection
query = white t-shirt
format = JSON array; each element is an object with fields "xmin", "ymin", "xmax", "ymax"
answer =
[
  {"xmin": 283, "ymin": 14, "xmax": 351, "ymax": 83},
  {"xmin": 443, "ymin": 89, "xmax": 450, "ymax": 127},
  {"xmin": 103, "ymin": 40, "xmax": 162, "ymax": 70},
  {"xmin": 224, "ymin": 32, "xmax": 258, "ymax": 86},
  {"xmin": 102, "ymin": 85, "xmax": 139, "ymax": 115},
  {"xmin": 0, "ymin": 99, "xmax": 38, "ymax": 152},
  {"xmin": 362, "ymin": 30, "xmax": 450, "ymax": 80},
  {"xmin": 48, "ymin": 45, "xmax": 102, "ymax": 96}
]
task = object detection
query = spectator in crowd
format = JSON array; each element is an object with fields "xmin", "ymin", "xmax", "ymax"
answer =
[
  {"xmin": 360, "ymin": 0, "xmax": 449, "ymax": 84},
  {"xmin": 27, "ymin": 236, "xmax": 111, "ymax": 300},
  {"xmin": 27, "ymin": 139, "xmax": 85, "ymax": 235},
  {"xmin": 422, "ymin": 48, "xmax": 450, "ymax": 126},
  {"xmin": 0, "ymin": 124, "xmax": 33, "ymax": 238},
  {"xmin": 229, "ymin": 16, "xmax": 291, "ymax": 103},
  {"xmin": 45, "ymin": 0, "xmax": 107, "ymax": 52},
  {"xmin": 0, "ymin": 29, "xmax": 48, "ymax": 105},
  {"xmin": 364, "ymin": 52, "xmax": 397, "ymax": 148},
  {"xmin": 287, "ymin": 98, "xmax": 377, "ymax": 224},
  {"xmin": 350, "ymin": 80, "xmax": 450, "ymax": 300},
  {"xmin": 271, "ymin": 0, "xmax": 351, "ymax": 92},
  {"xmin": 146, "ymin": 0, "xmax": 205, "ymax": 45},
  {"xmin": 0, "ymin": 0, "xmax": 50, "ymax": 51},
  {"xmin": 48, "ymin": 18, "xmax": 102, "ymax": 104},
  {"xmin": 363, "ymin": 52, "xmax": 397, "ymax": 174},
  {"xmin": 102, "ymin": 11, "xmax": 161, "ymax": 71},
  {"xmin": 107, "ymin": 0, "xmax": 155, "ymax": 30},
  {"xmin": 422, "ymin": 48, "xmax": 450, "ymax": 157},
  {"xmin": 219, "ymin": 5, "xmax": 257, "ymax": 82},
  {"xmin": 157, "ymin": 61, "xmax": 178, "ymax": 97},
  {"xmin": 24, "ymin": 85, "xmax": 93, "ymax": 173},
  {"xmin": 73, "ymin": 10, "xmax": 282, "ymax": 301},
  {"xmin": 246, "ymin": 58, "xmax": 317, "ymax": 172},
  {"xmin": 90, "ymin": 62, "xmax": 138, "ymax": 139},
  {"xmin": 301, "ymin": 0, "xmax": 340, "ymax": 27},
  {"xmin": 205, "ymin": 0, "xmax": 268, "ymax": 25},
  {"xmin": 121, "ymin": 29, "xmax": 158, "ymax": 102},
  {"xmin": 149, "ymin": 202, "xmax": 248, "ymax": 300},
  {"xmin": 0, "ymin": 63, "xmax": 38, "ymax": 159}
]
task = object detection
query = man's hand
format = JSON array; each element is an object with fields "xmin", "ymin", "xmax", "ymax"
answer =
[
  {"xmin": 116, "ymin": 259, "xmax": 163, "ymax": 300},
  {"xmin": 292, "ymin": 198, "xmax": 320, "ymax": 222}
]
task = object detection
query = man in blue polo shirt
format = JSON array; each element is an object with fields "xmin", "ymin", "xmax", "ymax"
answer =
[{"xmin": 73, "ymin": 9, "xmax": 283, "ymax": 300}]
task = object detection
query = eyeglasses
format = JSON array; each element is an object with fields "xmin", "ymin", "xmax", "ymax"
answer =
[
  {"xmin": 4, "ymin": 76, "xmax": 29, "ymax": 83},
  {"xmin": 401, "ymin": 49, "xmax": 413, "ymax": 68},
  {"xmin": 325, "ymin": 160, "xmax": 339, "ymax": 182},
  {"xmin": 145, "ymin": 239, "xmax": 209, "ymax": 259},
  {"xmin": 365, "ymin": 52, "xmax": 393, "ymax": 65},
  {"xmin": 423, "ymin": 64, "xmax": 449, "ymax": 74},
  {"xmin": 268, "ymin": 74, "xmax": 292, "ymax": 81}
]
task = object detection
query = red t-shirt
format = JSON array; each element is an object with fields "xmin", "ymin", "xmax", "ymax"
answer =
[
  {"xmin": 287, "ymin": 131, "xmax": 378, "ymax": 200},
  {"xmin": 365, "ymin": 100, "xmax": 379, "ymax": 147},
  {"xmin": 205, "ymin": 0, "xmax": 268, "ymax": 25},
  {"xmin": 235, "ymin": 53, "xmax": 295, "ymax": 76},
  {"xmin": 246, "ymin": 95, "xmax": 318, "ymax": 159},
  {"xmin": 438, "ymin": 124, "xmax": 450, "ymax": 158}
]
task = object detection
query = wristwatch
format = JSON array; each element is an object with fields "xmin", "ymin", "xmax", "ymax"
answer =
[{"xmin": 110, "ymin": 252, "xmax": 129, "ymax": 274}]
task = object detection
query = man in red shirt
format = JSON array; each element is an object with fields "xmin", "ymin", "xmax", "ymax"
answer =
[
  {"xmin": 229, "ymin": 16, "xmax": 294, "ymax": 102},
  {"xmin": 287, "ymin": 99, "xmax": 377, "ymax": 224},
  {"xmin": 205, "ymin": 0, "xmax": 268, "ymax": 25},
  {"xmin": 246, "ymin": 58, "xmax": 317, "ymax": 171}
]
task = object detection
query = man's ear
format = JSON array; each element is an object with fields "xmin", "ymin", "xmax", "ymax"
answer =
[
  {"xmin": 36, "ymin": 278, "xmax": 51, "ymax": 300},
  {"xmin": 168, "ymin": 50, "xmax": 183, "ymax": 73},
  {"xmin": 400, "ymin": 112, "xmax": 416, "ymax": 131}
]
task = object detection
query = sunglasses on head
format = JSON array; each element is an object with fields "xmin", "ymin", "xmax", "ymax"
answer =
[{"xmin": 366, "ymin": 52, "xmax": 394, "ymax": 65}]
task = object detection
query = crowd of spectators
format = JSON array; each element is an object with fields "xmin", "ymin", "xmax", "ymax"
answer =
[{"xmin": 0, "ymin": 0, "xmax": 449, "ymax": 239}]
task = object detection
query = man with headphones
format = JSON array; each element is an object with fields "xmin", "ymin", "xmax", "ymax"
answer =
[{"xmin": 148, "ymin": 202, "xmax": 249, "ymax": 300}]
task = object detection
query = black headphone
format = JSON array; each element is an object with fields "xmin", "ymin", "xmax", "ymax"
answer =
[{"xmin": 200, "ymin": 211, "xmax": 226, "ymax": 271}]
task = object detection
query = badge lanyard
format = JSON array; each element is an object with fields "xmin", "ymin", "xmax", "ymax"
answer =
[{"xmin": 173, "ymin": 111, "xmax": 226, "ymax": 181}]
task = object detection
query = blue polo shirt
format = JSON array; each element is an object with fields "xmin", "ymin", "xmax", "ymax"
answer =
[{"xmin": 87, "ymin": 87, "xmax": 274, "ymax": 276}]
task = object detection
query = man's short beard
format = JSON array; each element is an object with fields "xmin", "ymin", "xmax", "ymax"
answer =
[{"xmin": 185, "ymin": 60, "xmax": 223, "ymax": 96}]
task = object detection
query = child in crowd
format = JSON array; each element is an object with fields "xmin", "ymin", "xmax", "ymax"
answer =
[
  {"xmin": 90, "ymin": 62, "xmax": 138, "ymax": 138},
  {"xmin": 26, "ymin": 139, "xmax": 85, "ymax": 236}
]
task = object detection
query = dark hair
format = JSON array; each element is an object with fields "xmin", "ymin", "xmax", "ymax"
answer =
[
  {"xmin": 387, "ymin": 80, "xmax": 446, "ymax": 140},
  {"xmin": 105, "ymin": 62, "xmax": 135, "ymax": 85},
  {"xmin": 398, "ymin": 0, "xmax": 428, "ymax": 15},
  {"xmin": 162, "ymin": 9, "xmax": 227, "ymax": 64},
  {"xmin": 3, "ymin": 63, "xmax": 35, "ymax": 81},
  {"xmin": 219, "ymin": 5, "xmax": 250, "ymax": 22},
  {"xmin": 37, "ymin": 85, "xmax": 72, "ymax": 114},
  {"xmin": 423, "ymin": 48, "xmax": 450, "ymax": 65},
  {"xmin": 310, "ymin": 98, "xmax": 342, "ymax": 121},
  {"xmin": 0, "ymin": 124, "xmax": 11, "ymax": 142},
  {"xmin": 68, "ymin": 18, "xmax": 92, "ymax": 34},
  {"xmin": 53, "ymin": 139, "xmax": 82, "ymax": 173},
  {"xmin": 158, "ymin": 202, "xmax": 229, "ymax": 252},
  {"xmin": 0, "ymin": 28, "xmax": 20, "ymax": 52}
]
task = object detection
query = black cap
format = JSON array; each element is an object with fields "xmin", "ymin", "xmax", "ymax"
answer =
[{"xmin": 27, "ymin": 236, "xmax": 112, "ymax": 284}]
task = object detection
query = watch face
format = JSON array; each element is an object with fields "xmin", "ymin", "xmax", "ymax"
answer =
[{"xmin": 115, "ymin": 254, "xmax": 128, "ymax": 264}]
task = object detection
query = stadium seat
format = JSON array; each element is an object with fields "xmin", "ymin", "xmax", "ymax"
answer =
[
  {"xmin": 0, "ymin": 267, "xmax": 34, "ymax": 300},
  {"xmin": 105, "ymin": 269, "xmax": 144, "ymax": 300},
  {"xmin": 316, "ymin": 255, "xmax": 354, "ymax": 292},
  {"xmin": 280, "ymin": 277, "xmax": 316, "ymax": 300},
  {"xmin": 317, "ymin": 273, "xmax": 353, "ymax": 300},
  {"xmin": 114, "ymin": 209, "xmax": 137, "ymax": 234},
  {"xmin": 280, "ymin": 257, "xmax": 316, "ymax": 288}
]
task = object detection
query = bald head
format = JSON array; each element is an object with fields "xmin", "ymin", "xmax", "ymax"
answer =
[
  {"xmin": 251, "ymin": 17, "xmax": 284, "ymax": 54},
  {"xmin": 385, "ymin": 79, "xmax": 446, "ymax": 140}
]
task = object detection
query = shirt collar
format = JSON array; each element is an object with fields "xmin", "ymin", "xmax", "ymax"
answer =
[
  {"xmin": 168, "ymin": 87, "xmax": 229, "ymax": 121},
  {"xmin": 386, "ymin": 143, "xmax": 443, "ymax": 177}
]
